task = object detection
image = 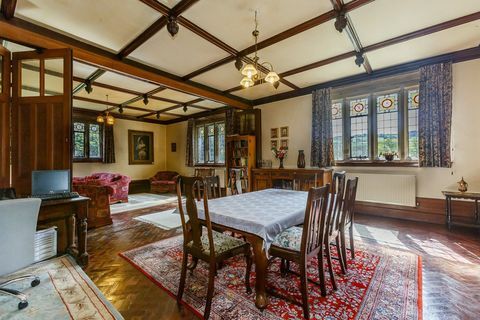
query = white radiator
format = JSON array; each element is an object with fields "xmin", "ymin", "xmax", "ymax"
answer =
[{"xmin": 346, "ymin": 173, "xmax": 416, "ymax": 207}]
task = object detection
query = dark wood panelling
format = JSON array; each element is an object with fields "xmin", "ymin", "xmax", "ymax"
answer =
[
  {"xmin": 11, "ymin": 48, "xmax": 72, "ymax": 196},
  {"xmin": 355, "ymin": 197, "xmax": 478, "ymax": 225},
  {"xmin": 0, "ymin": 44, "xmax": 10, "ymax": 188},
  {"xmin": 118, "ymin": 17, "xmax": 167, "ymax": 58}
]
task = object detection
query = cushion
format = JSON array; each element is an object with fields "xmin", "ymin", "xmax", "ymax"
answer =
[
  {"xmin": 186, "ymin": 230, "xmax": 247, "ymax": 255},
  {"xmin": 272, "ymin": 226, "xmax": 304, "ymax": 252}
]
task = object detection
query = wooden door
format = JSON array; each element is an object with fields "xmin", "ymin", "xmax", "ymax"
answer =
[
  {"xmin": 11, "ymin": 49, "xmax": 72, "ymax": 196},
  {"xmin": 0, "ymin": 45, "xmax": 10, "ymax": 188}
]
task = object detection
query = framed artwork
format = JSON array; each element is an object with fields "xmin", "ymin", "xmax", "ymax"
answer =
[
  {"xmin": 280, "ymin": 126, "xmax": 289, "ymax": 138},
  {"xmin": 281, "ymin": 139, "xmax": 288, "ymax": 148},
  {"xmin": 271, "ymin": 140, "xmax": 278, "ymax": 149},
  {"xmin": 128, "ymin": 130, "xmax": 154, "ymax": 164},
  {"xmin": 270, "ymin": 128, "xmax": 278, "ymax": 139}
]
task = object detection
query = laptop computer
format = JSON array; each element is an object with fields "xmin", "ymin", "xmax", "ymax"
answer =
[{"xmin": 31, "ymin": 170, "xmax": 78, "ymax": 200}]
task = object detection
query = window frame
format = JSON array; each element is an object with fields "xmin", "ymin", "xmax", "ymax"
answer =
[
  {"xmin": 194, "ymin": 119, "xmax": 226, "ymax": 167},
  {"xmin": 72, "ymin": 118, "xmax": 104, "ymax": 163},
  {"xmin": 333, "ymin": 83, "xmax": 419, "ymax": 167}
]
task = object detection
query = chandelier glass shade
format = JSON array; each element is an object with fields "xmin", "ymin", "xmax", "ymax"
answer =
[
  {"xmin": 239, "ymin": 11, "xmax": 280, "ymax": 89},
  {"xmin": 96, "ymin": 95, "xmax": 115, "ymax": 125}
]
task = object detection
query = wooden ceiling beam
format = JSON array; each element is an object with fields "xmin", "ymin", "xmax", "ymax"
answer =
[
  {"xmin": 137, "ymin": 97, "xmax": 203, "ymax": 118},
  {"xmin": 163, "ymin": 106, "xmax": 228, "ymax": 124},
  {"xmin": 0, "ymin": 16, "xmax": 251, "ymax": 109},
  {"xmin": 183, "ymin": 0, "xmax": 374, "ymax": 79},
  {"xmin": 73, "ymin": 107, "xmax": 167, "ymax": 124},
  {"xmin": 72, "ymin": 69, "xmax": 106, "ymax": 94},
  {"xmin": 1, "ymin": 0, "xmax": 16, "ymax": 19}
]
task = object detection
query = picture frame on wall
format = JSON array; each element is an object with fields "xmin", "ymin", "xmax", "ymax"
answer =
[
  {"xmin": 271, "ymin": 140, "xmax": 278, "ymax": 149},
  {"xmin": 128, "ymin": 130, "xmax": 154, "ymax": 165},
  {"xmin": 280, "ymin": 139, "xmax": 288, "ymax": 148},
  {"xmin": 280, "ymin": 126, "xmax": 289, "ymax": 138},
  {"xmin": 270, "ymin": 128, "xmax": 278, "ymax": 139}
]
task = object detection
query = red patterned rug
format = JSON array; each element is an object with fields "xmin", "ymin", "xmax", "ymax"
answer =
[{"xmin": 120, "ymin": 236, "xmax": 422, "ymax": 319}]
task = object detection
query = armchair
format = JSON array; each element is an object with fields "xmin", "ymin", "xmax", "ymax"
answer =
[
  {"xmin": 150, "ymin": 171, "xmax": 179, "ymax": 193},
  {"xmin": 0, "ymin": 198, "xmax": 42, "ymax": 310},
  {"xmin": 73, "ymin": 172, "xmax": 131, "ymax": 204}
]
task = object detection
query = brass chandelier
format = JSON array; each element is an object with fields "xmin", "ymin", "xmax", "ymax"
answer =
[
  {"xmin": 96, "ymin": 95, "xmax": 115, "ymax": 125},
  {"xmin": 237, "ymin": 11, "xmax": 280, "ymax": 89}
]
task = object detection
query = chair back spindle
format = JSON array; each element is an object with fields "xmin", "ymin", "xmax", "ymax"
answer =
[
  {"xmin": 204, "ymin": 176, "xmax": 222, "ymax": 199},
  {"xmin": 341, "ymin": 177, "xmax": 359, "ymax": 227},
  {"xmin": 329, "ymin": 171, "xmax": 346, "ymax": 234}
]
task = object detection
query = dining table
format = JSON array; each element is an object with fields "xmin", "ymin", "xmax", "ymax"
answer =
[{"xmin": 182, "ymin": 188, "xmax": 311, "ymax": 309}]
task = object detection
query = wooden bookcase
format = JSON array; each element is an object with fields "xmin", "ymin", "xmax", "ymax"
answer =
[{"xmin": 226, "ymin": 135, "xmax": 256, "ymax": 193}]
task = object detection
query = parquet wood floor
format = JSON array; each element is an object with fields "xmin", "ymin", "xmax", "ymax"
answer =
[{"xmin": 85, "ymin": 200, "xmax": 480, "ymax": 320}]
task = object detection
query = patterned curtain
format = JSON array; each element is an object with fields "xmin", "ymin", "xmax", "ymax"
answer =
[
  {"xmin": 185, "ymin": 119, "xmax": 195, "ymax": 167},
  {"xmin": 418, "ymin": 62, "xmax": 453, "ymax": 168},
  {"xmin": 311, "ymin": 88, "xmax": 334, "ymax": 167},
  {"xmin": 225, "ymin": 107, "xmax": 236, "ymax": 136},
  {"xmin": 103, "ymin": 124, "xmax": 115, "ymax": 164}
]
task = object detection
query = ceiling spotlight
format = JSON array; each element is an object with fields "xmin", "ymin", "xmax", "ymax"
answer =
[
  {"xmin": 118, "ymin": 106, "xmax": 124, "ymax": 114},
  {"xmin": 156, "ymin": 111, "xmax": 160, "ymax": 119},
  {"xmin": 183, "ymin": 105, "xmax": 188, "ymax": 112},
  {"xmin": 84, "ymin": 80, "xmax": 93, "ymax": 94},
  {"xmin": 167, "ymin": 16, "xmax": 179, "ymax": 38},
  {"xmin": 334, "ymin": 10, "xmax": 348, "ymax": 33},
  {"xmin": 273, "ymin": 81, "xmax": 280, "ymax": 89},
  {"xmin": 234, "ymin": 56, "xmax": 243, "ymax": 71},
  {"xmin": 143, "ymin": 94, "xmax": 149, "ymax": 105},
  {"xmin": 355, "ymin": 50, "xmax": 365, "ymax": 67}
]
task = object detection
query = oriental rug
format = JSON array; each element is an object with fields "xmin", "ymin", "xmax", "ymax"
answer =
[{"xmin": 120, "ymin": 236, "xmax": 422, "ymax": 320}]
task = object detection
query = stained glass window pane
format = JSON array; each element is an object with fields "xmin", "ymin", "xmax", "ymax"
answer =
[
  {"xmin": 349, "ymin": 98, "xmax": 369, "ymax": 116},
  {"xmin": 408, "ymin": 89, "xmax": 419, "ymax": 110},
  {"xmin": 217, "ymin": 123, "xmax": 225, "ymax": 164},
  {"xmin": 74, "ymin": 122, "xmax": 85, "ymax": 132},
  {"xmin": 89, "ymin": 124, "xmax": 101, "ymax": 158},
  {"xmin": 331, "ymin": 101, "xmax": 343, "ymax": 119},
  {"xmin": 377, "ymin": 112, "xmax": 399, "ymax": 158},
  {"xmin": 196, "ymin": 126, "xmax": 205, "ymax": 164},
  {"xmin": 408, "ymin": 109, "xmax": 419, "ymax": 160},
  {"xmin": 377, "ymin": 93, "xmax": 398, "ymax": 113},
  {"xmin": 74, "ymin": 132, "xmax": 85, "ymax": 158},
  {"xmin": 332, "ymin": 118, "xmax": 343, "ymax": 160},
  {"xmin": 350, "ymin": 116, "xmax": 368, "ymax": 159},
  {"xmin": 208, "ymin": 136, "xmax": 215, "ymax": 163}
]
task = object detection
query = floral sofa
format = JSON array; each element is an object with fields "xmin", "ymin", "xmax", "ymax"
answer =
[
  {"xmin": 150, "ymin": 171, "xmax": 179, "ymax": 193},
  {"xmin": 73, "ymin": 173, "xmax": 131, "ymax": 204}
]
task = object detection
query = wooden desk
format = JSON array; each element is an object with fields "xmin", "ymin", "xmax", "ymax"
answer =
[
  {"xmin": 442, "ymin": 189, "xmax": 480, "ymax": 230},
  {"xmin": 38, "ymin": 196, "xmax": 89, "ymax": 266}
]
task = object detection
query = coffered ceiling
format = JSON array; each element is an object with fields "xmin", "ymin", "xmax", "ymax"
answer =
[{"xmin": 1, "ymin": 0, "xmax": 479, "ymax": 124}]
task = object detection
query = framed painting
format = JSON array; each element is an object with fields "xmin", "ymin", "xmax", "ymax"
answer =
[
  {"xmin": 270, "ymin": 128, "xmax": 278, "ymax": 139},
  {"xmin": 128, "ymin": 130, "xmax": 154, "ymax": 164},
  {"xmin": 280, "ymin": 126, "xmax": 289, "ymax": 138},
  {"xmin": 271, "ymin": 140, "xmax": 278, "ymax": 149},
  {"xmin": 280, "ymin": 139, "xmax": 288, "ymax": 148}
]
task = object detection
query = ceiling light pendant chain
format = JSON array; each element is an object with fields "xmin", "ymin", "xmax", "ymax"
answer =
[
  {"xmin": 97, "ymin": 94, "xmax": 115, "ymax": 125},
  {"xmin": 239, "ymin": 11, "xmax": 280, "ymax": 89}
]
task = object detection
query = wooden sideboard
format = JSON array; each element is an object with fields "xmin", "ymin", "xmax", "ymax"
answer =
[{"xmin": 252, "ymin": 168, "xmax": 333, "ymax": 191}]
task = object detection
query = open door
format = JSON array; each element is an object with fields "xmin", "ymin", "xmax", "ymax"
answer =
[
  {"xmin": 0, "ymin": 45, "xmax": 10, "ymax": 188},
  {"xmin": 11, "ymin": 48, "xmax": 72, "ymax": 196}
]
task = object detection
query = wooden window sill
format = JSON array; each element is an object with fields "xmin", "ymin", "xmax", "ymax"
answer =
[
  {"xmin": 334, "ymin": 161, "xmax": 419, "ymax": 167},
  {"xmin": 194, "ymin": 164, "xmax": 226, "ymax": 168}
]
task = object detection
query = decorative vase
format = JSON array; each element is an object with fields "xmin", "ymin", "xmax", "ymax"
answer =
[
  {"xmin": 279, "ymin": 158, "xmax": 284, "ymax": 169},
  {"xmin": 457, "ymin": 177, "xmax": 468, "ymax": 192},
  {"xmin": 297, "ymin": 150, "xmax": 305, "ymax": 168},
  {"xmin": 384, "ymin": 154, "xmax": 394, "ymax": 161}
]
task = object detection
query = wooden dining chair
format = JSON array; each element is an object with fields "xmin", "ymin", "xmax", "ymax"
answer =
[
  {"xmin": 176, "ymin": 176, "xmax": 252, "ymax": 320},
  {"xmin": 204, "ymin": 175, "xmax": 222, "ymax": 199},
  {"xmin": 194, "ymin": 168, "xmax": 216, "ymax": 178},
  {"xmin": 268, "ymin": 185, "xmax": 330, "ymax": 319},
  {"xmin": 339, "ymin": 177, "xmax": 359, "ymax": 268}
]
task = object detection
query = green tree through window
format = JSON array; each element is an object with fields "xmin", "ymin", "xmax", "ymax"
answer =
[{"xmin": 73, "ymin": 120, "xmax": 103, "ymax": 162}]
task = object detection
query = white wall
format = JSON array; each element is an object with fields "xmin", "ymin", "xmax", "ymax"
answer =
[
  {"xmin": 255, "ymin": 59, "xmax": 480, "ymax": 199},
  {"xmin": 73, "ymin": 118, "xmax": 167, "ymax": 180}
]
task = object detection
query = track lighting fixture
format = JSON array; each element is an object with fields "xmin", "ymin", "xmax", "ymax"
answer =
[
  {"xmin": 167, "ymin": 16, "xmax": 179, "ymax": 37},
  {"xmin": 118, "ymin": 106, "xmax": 124, "ymax": 114},
  {"xmin": 355, "ymin": 50, "xmax": 365, "ymax": 67},
  {"xmin": 183, "ymin": 105, "xmax": 188, "ymax": 112},
  {"xmin": 84, "ymin": 80, "xmax": 93, "ymax": 94},
  {"xmin": 334, "ymin": 9, "xmax": 348, "ymax": 33},
  {"xmin": 143, "ymin": 94, "xmax": 149, "ymax": 105},
  {"xmin": 156, "ymin": 111, "xmax": 160, "ymax": 119},
  {"xmin": 234, "ymin": 56, "xmax": 243, "ymax": 71}
]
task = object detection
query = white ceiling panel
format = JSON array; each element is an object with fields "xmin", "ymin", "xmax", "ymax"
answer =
[
  {"xmin": 367, "ymin": 22, "xmax": 480, "ymax": 70},
  {"xmin": 284, "ymin": 58, "xmax": 365, "ymax": 88},
  {"xmin": 146, "ymin": 114, "xmax": 179, "ymax": 121},
  {"xmin": 73, "ymin": 61, "xmax": 100, "ymax": 79},
  {"xmin": 157, "ymin": 0, "xmax": 183, "ymax": 9},
  {"xmin": 120, "ymin": 109, "xmax": 148, "ymax": 117},
  {"xmin": 191, "ymin": 63, "xmax": 243, "ymax": 91},
  {"xmin": 129, "ymin": 99, "xmax": 176, "ymax": 111},
  {"xmin": 257, "ymin": 21, "xmax": 353, "ymax": 73},
  {"xmin": 183, "ymin": 0, "xmax": 334, "ymax": 50},
  {"xmin": 97, "ymin": 72, "xmax": 158, "ymax": 93},
  {"xmin": 154, "ymin": 89, "xmax": 199, "ymax": 103},
  {"xmin": 15, "ymin": 0, "xmax": 160, "ymax": 52},
  {"xmin": 194, "ymin": 100, "xmax": 225, "ymax": 109},
  {"xmin": 232, "ymin": 82, "xmax": 292, "ymax": 100},
  {"xmin": 350, "ymin": 0, "xmax": 480, "ymax": 46},
  {"xmin": 73, "ymin": 99, "xmax": 107, "ymax": 112},
  {"xmin": 2, "ymin": 41, "xmax": 34, "ymax": 52},
  {"xmin": 75, "ymin": 86, "xmax": 137, "ymax": 104},
  {"xmin": 129, "ymin": 27, "xmax": 229, "ymax": 76}
]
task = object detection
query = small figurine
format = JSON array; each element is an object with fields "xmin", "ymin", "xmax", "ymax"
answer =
[{"xmin": 457, "ymin": 177, "xmax": 468, "ymax": 192}]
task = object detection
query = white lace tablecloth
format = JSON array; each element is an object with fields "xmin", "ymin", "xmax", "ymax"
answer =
[{"xmin": 176, "ymin": 188, "xmax": 310, "ymax": 251}]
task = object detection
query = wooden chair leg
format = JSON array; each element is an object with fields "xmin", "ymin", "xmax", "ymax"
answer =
[
  {"xmin": 325, "ymin": 241, "xmax": 337, "ymax": 291},
  {"xmin": 245, "ymin": 249, "xmax": 253, "ymax": 293},
  {"xmin": 177, "ymin": 251, "xmax": 188, "ymax": 305},
  {"xmin": 187, "ymin": 257, "xmax": 198, "ymax": 274},
  {"xmin": 340, "ymin": 229, "xmax": 348, "ymax": 270},
  {"xmin": 349, "ymin": 224, "xmax": 355, "ymax": 260},
  {"xmin": 299, "ymin": 262, "xmax": 310, "ymax": 320},
  {"xmin": 335, "ymin": 236, "xmax": 346, "ymax": 275},
  {"xmin": 203, "ymin": 262, "xmax": 216, "ymax": 320},
  {"xmin": 318, "ymin": 246, "xmax": 327, "ymax": 297}
]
